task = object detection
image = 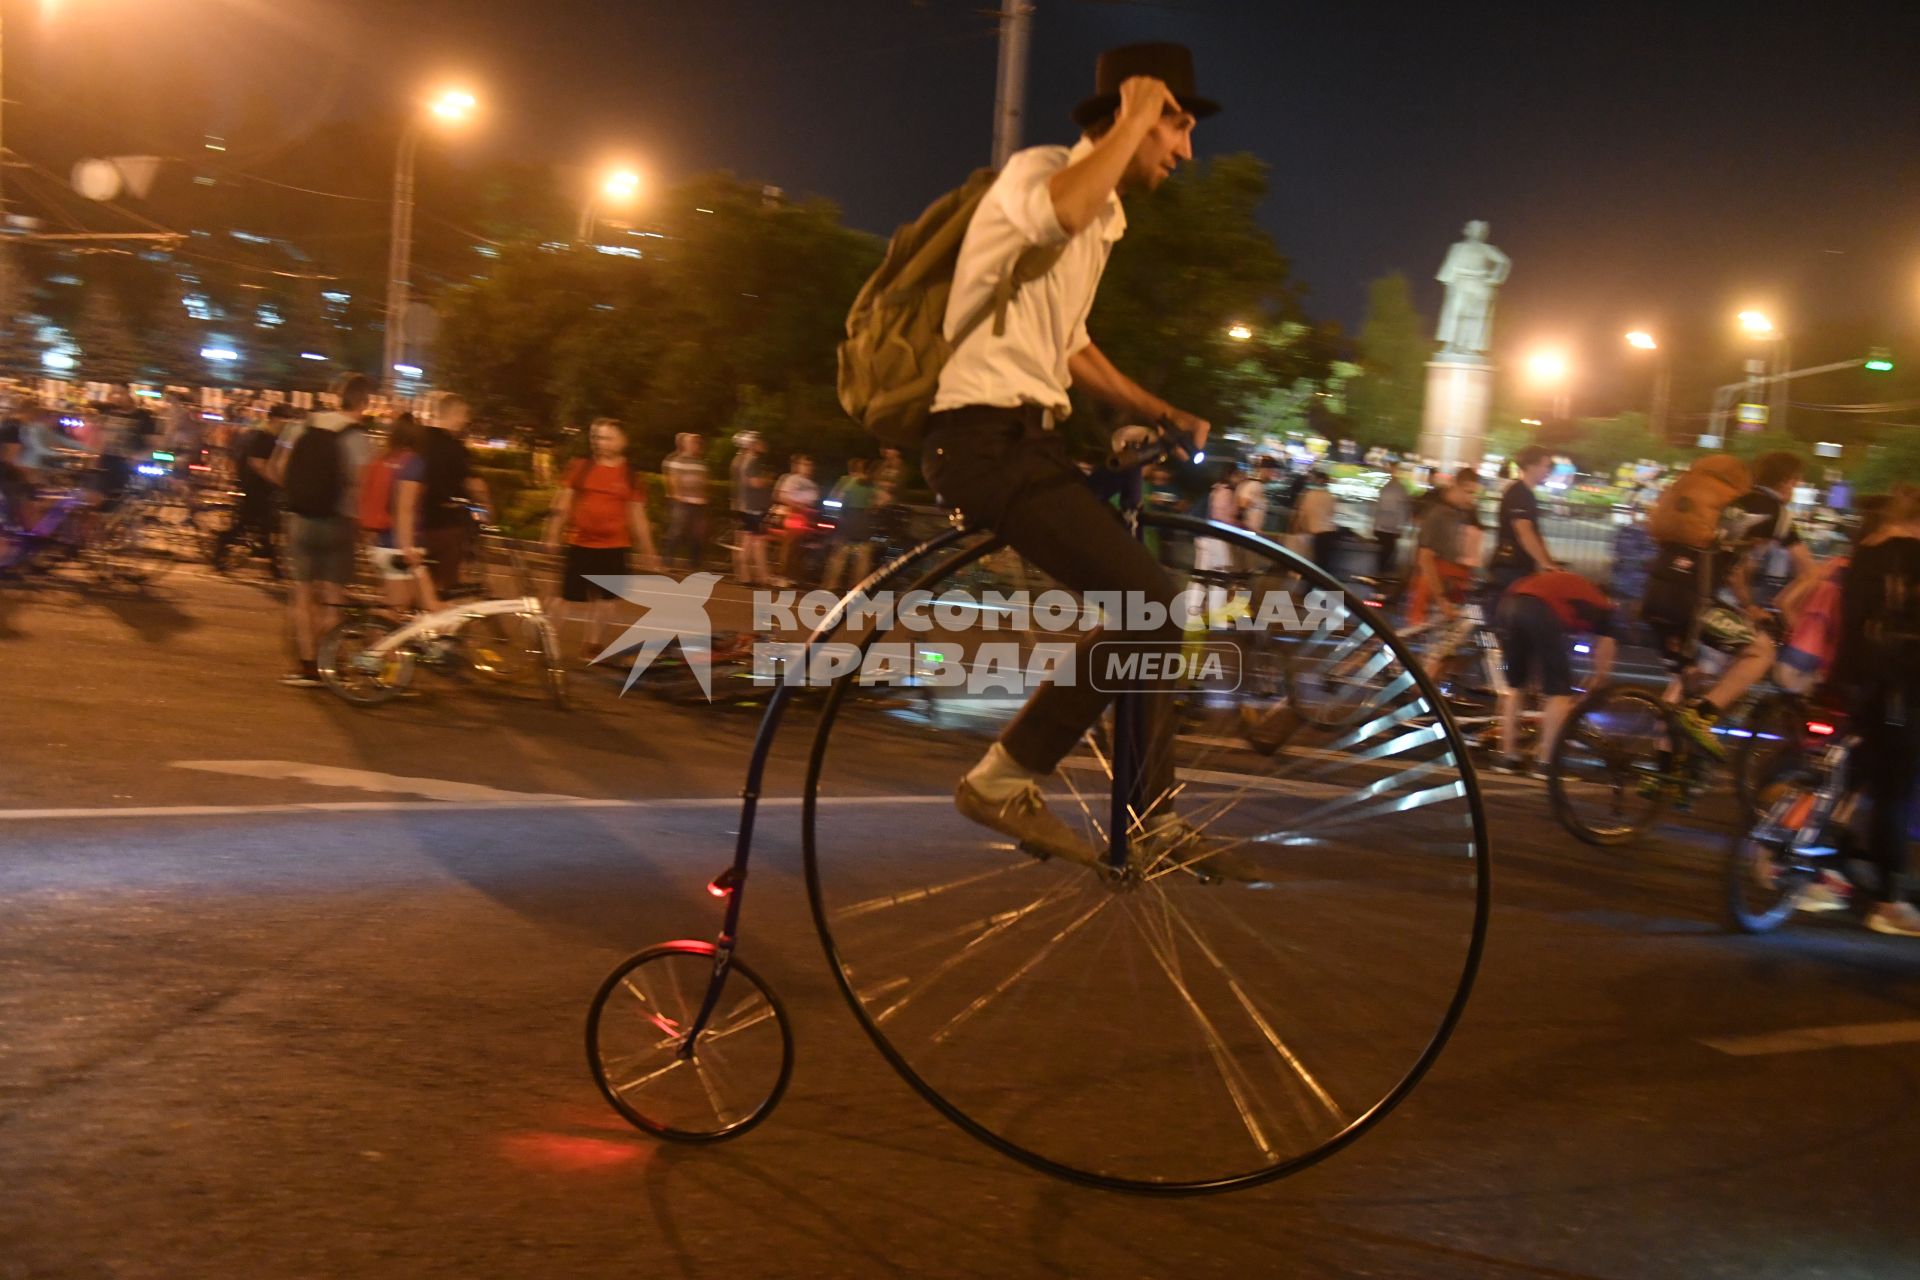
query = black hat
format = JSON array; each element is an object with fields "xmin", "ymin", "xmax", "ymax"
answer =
[{"xmin": 1071, "ymin": 42, "xmax": 1221, "ymax": 129}]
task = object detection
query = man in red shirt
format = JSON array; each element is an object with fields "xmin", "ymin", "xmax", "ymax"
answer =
[
  {"xmin": 1496, "ymin": 569, "xmax": 1618, "ymax": 776},
  {"xmin": 545, "ymin": 418, "xmax": 659, "ymax": 662}
]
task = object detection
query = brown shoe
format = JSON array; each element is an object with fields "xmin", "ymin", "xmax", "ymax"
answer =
[{"xmin": 954, "ymin": 778, "xmax": 1104, "ymax": 870}]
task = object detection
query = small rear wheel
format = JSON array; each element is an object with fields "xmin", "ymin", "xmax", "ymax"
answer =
[
  {"xmin": 1725, "ymin": 757, "xmax": 1828, "ymax": 934},
  {"xmin": 318, "ymin": 617, "xmax": 415, "ymax": 705},
  {"xmin": 587, "ymin": 941, "xmax": 793, "ymax": 1143},
  {"xmin": 1734, "ymin": 692, "xmax": 1807, "ymax": 820},
  {"xmin": 1549, "ymin": 684, "xmax": 1672, "ymax": 846}
]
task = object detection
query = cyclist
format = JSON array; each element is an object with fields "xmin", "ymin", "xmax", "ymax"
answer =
[
  {"xmin": 925, "ymin": 43, "xmax": 1243, "ymax": 875},
  {"xmin": 1409, "ymin": 468, "xmax": 1482, "ymax": 626},
  {"xmin": 1642, "ymin": 451, "xmax": 1823, "ymax": 755},
  {"xmin": 546, "ymin": 417, "xmax": 658, "ymax": 661},
  {"xmin": 1493, "ymin": 569, "xmax": 1617, "ymax": 777},
  {"xmin": 1487, "ymin": 444, "xmax": 1558, "ymax": 594},
  {"xmin": 1833, "ymin": 483, "xmax": 1920, "ymax": 936}
]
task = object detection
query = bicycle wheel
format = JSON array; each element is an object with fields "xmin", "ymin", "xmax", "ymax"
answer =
[
  {"xmin": 586, "ymin": 941, "xmax": 793, "ymax": 1143},
  {"xmin": 537, "ymin": 614, "xmax": 569, "ymax": 709},
  {"xmin": 1725, "ymin": 759, "xmax": 1826, "ymax": 934},
  {"xmin": 1548, "ymin": 685, "xmax": 1671, "ymax": 846},
  {"xmin": 804, "ymin": 514, "xmax": 1489, "ymax": 1193},
  {"xmin": 1733, "ymin": 691, "xmax": 1807, "ymax": 820},
  {"xmin": 317, "ymin": 617, "xmax": 415, "ymax": 705}
]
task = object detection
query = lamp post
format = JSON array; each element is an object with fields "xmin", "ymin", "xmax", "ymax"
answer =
[
  {"xmin": 1624, "ymin": 331, "xmax": 1670, "ymax": 440},
  {"xmin": 577, "ymin": 167, "xmax": 643, "ymax": 245},
  {"xmin": 1737, "ymin": 309, "xmax": 1789, "ymax": 434},
  {"xmin": 382, "ymin": 87, "xmax": 476, "ymax": 393}
]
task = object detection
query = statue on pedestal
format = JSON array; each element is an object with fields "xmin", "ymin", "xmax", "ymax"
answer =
[{"xmin": 1434, "ymin": 221, "xmax": 1510, "ymax": 359}]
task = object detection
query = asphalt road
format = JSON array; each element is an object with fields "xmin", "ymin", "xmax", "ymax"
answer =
[{"xmin": 2, "ymin": 566, "xmax": 1918, "ymax": 1279}]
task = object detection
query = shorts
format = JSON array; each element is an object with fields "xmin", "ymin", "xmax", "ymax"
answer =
[
  {"xmin": 733, "ymin": 509, "xmax": 766, "ymax": 537},
  {"xmin": 1499, "ymin": 593, "xmax": 1575, "ymax": 696},
  {"xmin": 1640, "ymin": 572, "xmax": 1701, "ymax": 669},
  {"xmin": 562, "ymin": 543, "xmax": 629, "ymax": 602},
  {"xmin": 284, "ymin": 514, "xmax": 357, "ymax": 586}
]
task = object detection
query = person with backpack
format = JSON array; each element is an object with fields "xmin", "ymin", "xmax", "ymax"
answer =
[
  {"xmin": 839, "ymin": 43, "xmax": 1248, "ymax": 876},
  {"xmin": 545, "ymin": 418, "xmax": 658, "ymax": 663},
  {"xmin": 1642, "ymin": 450, "xmax": 1822, "ymax": 754},
  {"xmin": 270, "ymin": 372, "xmax": 376, "ymax": 687},
  {"xmin": 1832, "ymin": 483, "xmax": 1920, "ymax": 936}
]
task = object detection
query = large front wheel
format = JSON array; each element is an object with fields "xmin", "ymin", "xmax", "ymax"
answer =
[{"xmin": 802, "ymin": 515, "xmax": 1489, "ymax": 1193}]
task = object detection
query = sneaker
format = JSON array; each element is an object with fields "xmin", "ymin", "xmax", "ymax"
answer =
[
  {"xmin": 281, "ymin": 664, "xmax": 323, "ymax": 688},
  {"xmin": 1673, "ymin": 702, "xmax": 1726, "ymax": 761},
  {"xmin": 1866, "ymin": 901, "xmax": 1920, "ymax": 937},
  {"xmin": 1135, "ymin": 816, "xmax": 1273, "ymax": 887},
  {"xmin": 1794, "ymin": 871, "xmax": 1852, "ymax": 915},
  {"xmin": 954, "ymin": 778, "xmax": 1103, "ymax": 870},
  {"xmin": 1238, "ymin": 702, "xmax": 1294, "ymax": 757},
  {"xmin": 1492, "ymin": 756, "xmax": 1546, "ymax": 780}
]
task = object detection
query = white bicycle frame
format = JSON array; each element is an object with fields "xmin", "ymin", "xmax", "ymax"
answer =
[{"xmin": 364, "ymin": 594, "xmax": 549, "ymax": 659}]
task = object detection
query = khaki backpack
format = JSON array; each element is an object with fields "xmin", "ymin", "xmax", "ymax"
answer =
[
  {"xmin": 837, "ymin": 169, "xmax": 1066, "ymax": 446},
  {"xmin": 1647, "ymin": 453, "xmax": 1751, "ymax": 549}
]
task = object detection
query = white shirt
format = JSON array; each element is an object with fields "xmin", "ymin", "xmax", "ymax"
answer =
[
  {"xmin": 1235, "ymin": 479, "xmax": 1268, "ymax": 532},
  {"xmin": 931, "ymin": 138, "xmax": 1127, "ymax": 419}
]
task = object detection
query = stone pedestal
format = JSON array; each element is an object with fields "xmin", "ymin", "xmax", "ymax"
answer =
[{"xmin": 1418, "ymin": 358, "xmax": 1495, "ymax": 473}]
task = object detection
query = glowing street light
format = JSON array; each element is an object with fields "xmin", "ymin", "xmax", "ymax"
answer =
[
  {"xmin": 1737, "ymin": 309, "xmax": 1776, "ymax": 337},
  {"xmin": 1625, "ymin": 331, "xmax": 1671, "ymax": 438},
  {"xmin": 1525, "ymin": 350, "xmax": 1569, "ymax": 384},
  {"xmin": 578, "ymin": 165, "xmax": 648, "ymax": 244},
  {"xmin": 1625, "ymin": 330, "xmax": 1657, "ymax": 351},
  {"xmin": 384, "ymin": 86, "xmax": 483, "ymax": 389},
  {"xmin": 428, "ymin": 88, "xmax": 478, "ymax": 124},
  {"xmin": 1226, "ymin": 323, "xmax": 1253, "ymax": 342}
]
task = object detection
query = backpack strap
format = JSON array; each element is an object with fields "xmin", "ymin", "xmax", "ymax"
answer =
[{"xmin": 949, "ymin": 241, "xmax": 1069, "ymax": 351}]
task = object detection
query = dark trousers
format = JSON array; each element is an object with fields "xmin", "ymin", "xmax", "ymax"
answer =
[
  {"xmin": 421, "ymin": 523, "xmax": 471, "ymax": 593},
  {"xmin": 1374, "ymin": 529, "xmax": 1405, "ymax": 594},
  {"xmin": 213, "ymin": 490, "xmax": 278, "ymax": 569},
  {"xmin": 924, "ymin": 405, "xmax": 1181, "ymax": 801},
  {"xmin": 1854, "ymin": 689, "xmax": 1920, "ymax": 902},
  {"xmin": 666, "ymin": 500, "xmax": 707, "ymax": 569}
]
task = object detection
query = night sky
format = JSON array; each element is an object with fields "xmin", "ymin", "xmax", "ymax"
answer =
[{"xmin": 18, "ymin": 0, "xmax": 1920, "ymax": 415}]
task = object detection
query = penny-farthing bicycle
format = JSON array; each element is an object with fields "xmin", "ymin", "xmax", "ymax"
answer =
[{"xmin": 586, "ymin": 423, "xmax": 1491, "ymax": 1194}]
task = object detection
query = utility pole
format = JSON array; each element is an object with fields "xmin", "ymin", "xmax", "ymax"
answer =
[{"xmin": 991, "ymin": 0, "xmax": 1031, "ymax": 169}]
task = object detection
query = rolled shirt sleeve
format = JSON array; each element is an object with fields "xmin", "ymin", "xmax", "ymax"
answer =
[{"xmin": 993, "ymin": 150, "xmax": 1071, "ymax": 250}]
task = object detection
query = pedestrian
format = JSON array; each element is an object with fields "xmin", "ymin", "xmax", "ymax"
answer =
[
  {"xmin": 873, "ymin": 445, "xmax": 907, "ymax": 493},
  {"xmin": 822, "ymin": 457, "xmax": 877, "ymax": 594},
  {"xmin": 1832, "ymin": 483, "xmax": 1920, "ymax": 935},
  {"xmin": 662, "ymin": 432, "xmax": 710, "ymax": 570},
  {"xmin": 729, "ymin": 432, "xmax": 773, "ymax": 586},
  {"xmin": 1290, "ymin": 468, "xmax": 1340, "ymax": 567},
  {"xmin": 270, "ymin": 372, "xmax": 375, "ymax": 687},
  {"xmin": 1409, "ymin": 468, "xmax": 1482, "ymax": 626},
  {"xmin": 211, "ymin": 402, "xmax": 289, "ymax": 577},
  {"xmin": 1372, "ymin": 460, "xmax": 1413, "ymax": 595},
  {"xmin": 416, "ymin": 392, "xmax": 491, "ymax": 595},
  {"xmin": 1235, "ymin": 456, "xmax": 1273, "ymax": 540},
  {"xmin": 360, "ymin": 411, "xmax": 434, "ymax": 614},
  {"xmin": 769, "ymin": 454, "xmax": 821, "ymax": 586},
  {"xmin": 1488, "ymin": 443, "xmax": 1558, "ymax": 593},
  {"xmin": 546, "ymin": 417, "xmax": 657, "ymax": 663}
]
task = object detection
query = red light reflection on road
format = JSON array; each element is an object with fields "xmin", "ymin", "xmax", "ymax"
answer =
[{"xmin": 500, "ymin": 1131, "xmax": 648, "ymax": 1172}]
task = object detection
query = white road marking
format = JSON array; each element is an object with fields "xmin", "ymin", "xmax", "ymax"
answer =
[
  {"xmin": 0, "ymin": 795, "xmax": 958, "ymax": 822},
  {"xmin": 1700, "ymin": 1020, "xmax": 1920, "ymax": 1057},
  {"xmin": 173, "ymin": 760, "xmax": 586, "ymax": 804}
]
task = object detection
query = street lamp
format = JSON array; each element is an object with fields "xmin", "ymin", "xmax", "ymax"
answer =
[
  {"xmin": 577, "ymin": 166, "xmax": 645, "ymax": 245},
  {"xmin": 1737, "ymin": 309, "xmax": 1775, "ymax": 337},
  {"xmin": 382, "ymin": 86, "xmax": 479, "ymax": 392},
  {"xmin": 1525, "ymin": 348, "xmax": 1572, "ymax": 419},
  {"xmin": 1225, "ymin": 323, "xmax": 1253, "ymax": 342},
  {"xmin": 1624, "ymin": 331, "xmax": 1670, "ymax": 439}
]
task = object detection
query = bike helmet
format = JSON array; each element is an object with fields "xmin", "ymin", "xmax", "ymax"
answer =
[{"xmin": 1698, "ymin": 604, "xmax": 1757, "ymax": 654}]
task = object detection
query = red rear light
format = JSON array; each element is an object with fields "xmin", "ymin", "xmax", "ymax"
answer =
[{"xmin": 1807, "ymin": 721, "xmax": 1836, "ymax": 737}]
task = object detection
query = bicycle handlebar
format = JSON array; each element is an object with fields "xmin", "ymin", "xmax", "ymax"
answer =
[{"xmin": 1106, "ymin": 416, "xmax": 1199, "ymax": 473}]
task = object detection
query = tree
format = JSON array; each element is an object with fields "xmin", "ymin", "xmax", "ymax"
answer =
[
  {"xmin": 1848, "ymin": 427, "xmax": 1920, "ymax": 494},
  {"xmin": 1345, "ymin": 273, "xmax": 1430, "ymax": 452},
  {"xmin": 1078, "ymin": 154, "xmax": 1320, "ymax": 451},
  {"xmin": 1566, "ymin": 412, "xmax": 1677, "ymax": 476},
  {"xmin": 0, "ymin": 244, "xmax": 42, "ymax": 377}
]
